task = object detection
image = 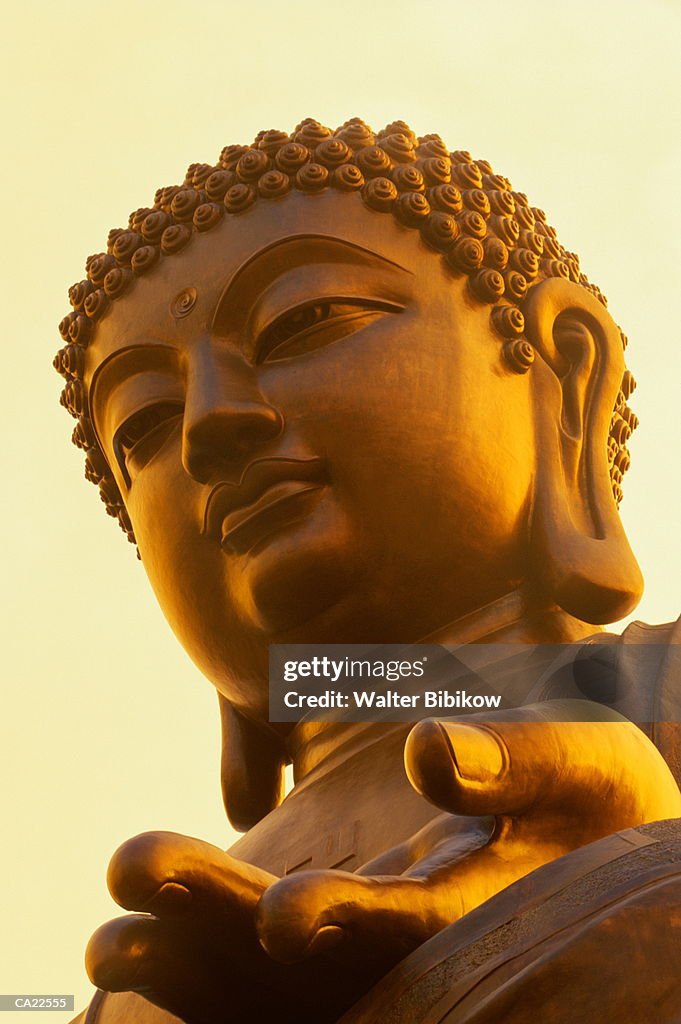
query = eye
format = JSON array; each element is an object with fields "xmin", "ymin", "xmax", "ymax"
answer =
[
  {"xmin": 257, "ymin": 299, "xmax": 402, "ymax": 363},
  {"xmin": 114, "ymin": 401, "xmax": 183, "ymax": 482}
]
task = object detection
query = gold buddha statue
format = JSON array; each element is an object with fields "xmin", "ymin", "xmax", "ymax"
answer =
[{"xmin": 55, "ymin": 119, "xmax": 681, "ymax": 1024}]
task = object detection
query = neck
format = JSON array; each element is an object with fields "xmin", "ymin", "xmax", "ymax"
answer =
[
  {"xmin": 421, "ymin": 589, "xmax": 601, "ymax": 645},
  {"xmin": 286, "ymin": 589, "xmax": 600, "ymax": 783}
]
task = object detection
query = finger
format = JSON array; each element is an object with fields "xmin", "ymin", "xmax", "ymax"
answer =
[
  {"xmin": 85, "ymin": 913, "xmax": 227, "ymax": 1024},
  {"xmin": 107, "ymin": 831, "xmax": 276, "ymax": 924},
  {"xmin": 257, "ymin": 832, "xmax": 560, "ymax": 967},
  {"xmin": 405, "ymin": 717, "xmax": 507, "ymax": 813},
  {"xmin": 85, "ymin": 914, "xmax": 163, "ymax": 992},
  {"xmin": 257, "ymin": 868, "xmax": 449, "ymax": 966},
  {"xmin": 405, "ymin": 700, "xmax": 681, "ymax": 824}
]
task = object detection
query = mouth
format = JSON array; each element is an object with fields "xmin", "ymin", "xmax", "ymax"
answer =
[{"xmin": 203, "ymin": 458, "xmax": 328, "ymax": 555}]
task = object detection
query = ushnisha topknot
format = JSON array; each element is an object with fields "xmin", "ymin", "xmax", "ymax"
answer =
[{"xmin": 54, "ymin": 118, "xmax": 638, "ymax": 547}]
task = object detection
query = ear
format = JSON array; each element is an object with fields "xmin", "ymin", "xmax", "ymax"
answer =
[
  {"xmin": 218, "ymin": 695, "xmax": 287, "ymax": 832},
  {"xmin": 522, "ymin": 278, "xmax": 643, "ymax": 624}
]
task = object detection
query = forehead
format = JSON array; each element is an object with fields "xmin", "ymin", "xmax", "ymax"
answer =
[{"xmin": 85, "ymin": 190, "xmax": 451, "ymax": 378}]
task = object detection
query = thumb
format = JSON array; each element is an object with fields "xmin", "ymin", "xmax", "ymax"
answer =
[{"xmin": 404, "ymin": 700, "xmax": 681, "ymax": 823}]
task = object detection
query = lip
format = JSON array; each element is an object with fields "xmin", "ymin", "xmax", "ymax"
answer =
[{"xmin": 203, "ymin": 457, "xmax": 327, "ymax": 553}]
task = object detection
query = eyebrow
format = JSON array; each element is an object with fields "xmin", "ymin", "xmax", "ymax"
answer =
[
  {"xmin": 91, "ymin": 339, "xmax": 179, "ymax": 391},
  {"xmin": 211, "ymin": 233, "xmax": 412, "ymax": 337},
  {"xmin": 89, "ymin": 342, "xmax": 180, "ymax": 443},
  {"xmin": 90, "ymin": 234, "xmax": 412, "ymax": 414}
]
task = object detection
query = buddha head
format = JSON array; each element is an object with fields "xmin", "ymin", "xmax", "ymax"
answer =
[{"xmin": 54, "ymin": 118, "xmax": 643, "ymax": 822}]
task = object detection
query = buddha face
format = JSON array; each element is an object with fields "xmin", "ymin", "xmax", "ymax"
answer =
[{"xmin": 86, "ymin": 191, "xmax": 536, "ymax": 717}]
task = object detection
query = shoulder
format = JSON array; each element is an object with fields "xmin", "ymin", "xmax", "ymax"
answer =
[
  {"xmin": 531, "ymin": 613, "xmax": 681, "ymax": 784},
  {"xmin": 616, "ymin": 613, "xmax": 681, "ymax": 645}
]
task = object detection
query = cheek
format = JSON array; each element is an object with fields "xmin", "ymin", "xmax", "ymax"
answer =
[
  {"xmin": 272, "ymin": 329, "xmax": 459, "ymax": 483},
  {"xmin": 124, "ymin": 446, "xmax": 225, "ymax": 633},
  {"xmin": 318, "ymin": 354, "xmax": 534, "ymax": 549},
  {"xmin": 451, "ymin": 384, "xmax": 535, "ymax": 544}
]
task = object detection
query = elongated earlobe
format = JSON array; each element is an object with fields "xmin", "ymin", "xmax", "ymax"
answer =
[
  {"xmin": 219, "ymin": 695, "xmax": 287, "ymax": 832},
  {"xmin": 522, "ymin": 278, "xmax": 643, "ymax": 624}
]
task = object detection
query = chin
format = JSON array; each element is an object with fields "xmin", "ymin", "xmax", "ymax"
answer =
[{"xmin": 229, "ymin": 507, "xmax": 360, "ymax": 638}]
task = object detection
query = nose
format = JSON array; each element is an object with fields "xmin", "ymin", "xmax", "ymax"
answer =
[{"xmin": 182, "ymin": 343, "xmax": 283, "ymax": 483}]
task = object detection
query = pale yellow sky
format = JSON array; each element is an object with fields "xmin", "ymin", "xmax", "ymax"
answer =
[{"xmin": 1, "ymin": 0, "xmax": 679, "ymax": 1018}]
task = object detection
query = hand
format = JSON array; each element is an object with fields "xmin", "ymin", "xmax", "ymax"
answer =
[
  {"xmin": 86, "ymin": 700, "xmax": 681, "ymax": 1023},
  {"xmin": 85, "ymin": 831, "xmax": 390, "ymax": 1024},
  {"xmin": 85, "ymin": 832, "xmax": 286, "ymax": 1022},
  {"xmin": 257, "ymin": 700, "xmax": 681, "ymax": 964}
]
